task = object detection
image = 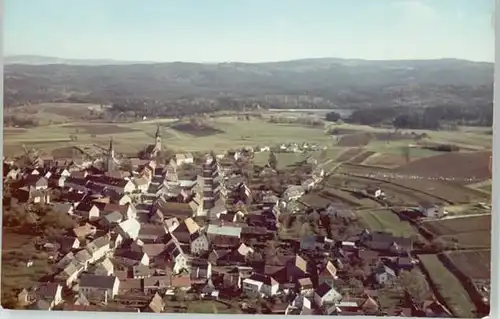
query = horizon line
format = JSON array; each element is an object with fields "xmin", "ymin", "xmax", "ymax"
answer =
[{"xmin": 4, "ymin": 54, "xmax": 494, "ymax": 65}]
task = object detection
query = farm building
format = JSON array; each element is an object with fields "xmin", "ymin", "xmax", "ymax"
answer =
[
  {"xmin": 417, "ymin": 202, "xmax": 446, "ymax": 218},
  {"xmin": 365, "ymin": 187, "xmax": 383, "ymax": 198}
]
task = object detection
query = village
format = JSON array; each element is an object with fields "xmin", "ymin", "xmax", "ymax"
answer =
[{"xmin": 1, "ymin": 125, "xmax": 489, "ymax": 317}]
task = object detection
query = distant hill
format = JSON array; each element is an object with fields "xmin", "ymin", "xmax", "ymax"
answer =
[
  {"xmin": 4, "ymin": 56, "xmax": 493, "ymax": 111},
  {"xmin": 4, "ymin": 55, "xmax": 154, "ymax": 66}
]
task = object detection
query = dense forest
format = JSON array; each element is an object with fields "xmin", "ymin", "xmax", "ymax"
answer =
[{"xmin": 4, "ymin": 57, "xmax": 493, "ymax": 126}]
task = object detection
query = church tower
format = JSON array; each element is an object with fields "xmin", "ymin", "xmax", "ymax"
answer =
[
  {"xmin": 106, "ymin": 137, "xmax": 116, "ymax": 172},
  {"xmin": 154, "ymin": 125, "xmax": 162, "ymax": 152}
]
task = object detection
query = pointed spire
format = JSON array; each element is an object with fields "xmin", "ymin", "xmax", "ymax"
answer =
[
  {"xmin": 108, "ymin": 137, "xmax": 114, "ymax": 152},
  {"xmin": 155, "ymin": 124, "xmax": 161, "ymax": 138}
]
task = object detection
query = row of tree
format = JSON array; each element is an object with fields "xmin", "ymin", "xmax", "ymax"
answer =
[{"xmin": 343, "ymin": 103, "xmax": 493, "ymax": 129}]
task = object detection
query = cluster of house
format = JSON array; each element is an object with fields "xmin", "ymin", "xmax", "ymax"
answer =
[
  {"xmin": 273, "ymin": 142, "xmax": 326, "ymax": 153},
  {"xmin": 3, "ymin": 129, "xmax": 452, "ymax": 315}
]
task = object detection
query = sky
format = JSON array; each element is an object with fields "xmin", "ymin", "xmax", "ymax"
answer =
[{"xmin": 4, "ymin": 0, "xmax": 495, "ymax": 63}]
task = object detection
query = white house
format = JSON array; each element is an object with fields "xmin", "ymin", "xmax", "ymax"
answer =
[
  {"xmin": 59, "ymin": 261, "xmax": 84, "ymax": 287},
  {"xmin": 166, "ymin": 240, "xmax": 189, "ymax": 274},
  {"xmin": 5, "ymin": 168, "xmax": 21, "ymax": 180},
  {"xmin": 283, "ymin": 185, "xmax": 305, "ymax": 202},
  {"xmin": 190, "ymin": 233, "xmax": 210, "ymax": 256},
  {"xmin": 79, "ymin": 274, "xmax": 120, "ymax": 303},
  {"xmin": 133, "ymin": 176, "xmax": 151, "ymax": 193},
  {"xmin": 314, "ymin": 283, "xmax": 342, "ymax": 307},
  {"xmin": 95, "ymin": 178, "xmax": 135, "ymax": 194},
  {"xmin": 117, "ymin": 194, "xmax": 132, "ymax": 205},
  {"xmin": 164, "ymin": 217, "xmax": 180, "ymax": 233},
  {"xmin": 115, "ymin": 219, "xmax": 141, "ymax": 240},
  {"xmin": 366, "ymin": 187, "xmax": 383, "ymax": 198},
  {"xmin": 115, "ymin": 250, "xmax": 150, "ymax": 267},
  {"xmin": 94, "ymin": 258, "xmax": 115, "ymax": 276},
  {"xmin": 242, "ymin": 274, "xmax": 279, "ymax": 297},
  {"xmin": 85, "ymin": 237, "xmax": 112, "ymax": 263},
  {"xmin": 75, "ymin": 203, "xmax": 101, "ymax": 220},
  {"xmin": 418, "ymin": 202, "xmax": 446, "ymax": 218},
  {"xmin": 174, "ymin": 153, "xmax": 194, "ymax": 166}
]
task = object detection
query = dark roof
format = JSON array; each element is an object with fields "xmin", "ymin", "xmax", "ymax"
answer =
[
  {"xmin": 36, "ymin": 282, "xmax": 60, "ymax": 298},
  {"xmin": 86, "ymin": 182, "xmax": 107, "ymax": 194},
  {"xmin": 75, "ymin": 201, "xmax": 98, "ymax": 213},
  {"xmin": 79, "ymin": 274, "xmax": 118, "ymax": 289},
  {"xmin": 316, "ymin": 282, "xmax": 333, "ymax": 297},
  {"xmin": 61, "ymin": 190, "xmax": 87, "ymax": 203},
  {"xmin": 248, "ymin": 273, "xmax": 277, "ymax": 286},
  {"xmin": 88, "ymin": 175, "xmax": 130, "ymax": 188},
  {"xmin": 115, "ymin": 249, "xmax": 146, "ymax": 262},
  {"xmin": 374, "ymin": 265, "xmax": 396, "ymax": 277},
  {"xmin": 65, "ymin": 177, "xmax": 89, "ymax": 187},
  {"xmin": 141, "ymin": 244, "xmax": 167, "ymax": 257},
  {"xmin": 419, "ymin": 201, "xmax": 439, "ymax": 209}
]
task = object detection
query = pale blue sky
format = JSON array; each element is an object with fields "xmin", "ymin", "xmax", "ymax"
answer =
[{"xmin": 4, "ymin": 0, "xmax": 495, "ymax": 62}]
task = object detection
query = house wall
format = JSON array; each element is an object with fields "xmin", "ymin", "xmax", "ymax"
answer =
[
  {"xmin": 88, "ymin": 206, "xmax": 101, "ymax": 220},
  {"xmin": 314, "ymin": 293, "xmax": 322, "ymax": 307},
  {"xmin": 95, "ymin": 267, "xmax": 113, "ymax": 276},
  {"xmin": 315, "ymin": 289, "xmax": 341, "ymax": 307},
  {"xmin": 375, "ymin": 272, "xmax": 389, "ymax": 284},
  {"xmin": 173, "ymin": 255, "xmax": 187, "ymax": 274},
  {"xmin": 119, "ymin": 196, "xmax": 132, "ymax": 205},
  {"xmin": 191, "ymin": 236, "xmax": 209, "ymax": 255},
  {"xmin": 242, "ymin": 281, "xmax": 262, "ymax": 296},
  {"xmin": 136, "ymin": 183, "xmax": 149, "ymax": 193},
  {"xmin": 66, "ymin": 266, "xmax": 84, "ymax": 287},
  {"xmin": 424, "ymin": 207, "xmax": 443, "ymax": 218},
  {"xmin": 141, "ymin": 254, "xmax": 150, "ymax": 266},
  {"xmin": 89, "ymin": 244, "xmax": 111, "ymax": 263},
  {"xmin": 54, "ymin": 286, "xmax": 63, "ymax": 305}
]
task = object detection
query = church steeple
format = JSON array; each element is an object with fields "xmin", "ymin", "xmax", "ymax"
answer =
[
  {"xmin": 154, "ymin": 125, "xmax": 162, "ymax": 152},
  {"xmin": 106, "ymin": 137, "xmax": 116, "ymax": 172},
  {"xmin": 108, "ymin": 137, "xmax": 115, "ymax": 157},
  {"xmin": 155, "ymin": 124, "xmax": 161, "ymax": 139}
]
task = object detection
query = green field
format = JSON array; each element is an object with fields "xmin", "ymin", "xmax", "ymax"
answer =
[
  {"xmin": 4, "ymin": 106, "xmax": 491, "ymax": 160},
  {"xmin": 418, "ymin": 254, "xmax": 476, "ymax": 318},
  {"xmin": 4, "ymin": 118, "xmax": 334, "ymax": 156},
  {"xmin": 356, "ymin": 209, "xmax": 418, "ymax": 237}
]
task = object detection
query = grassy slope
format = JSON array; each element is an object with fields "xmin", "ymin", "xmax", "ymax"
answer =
[{"xmin": 418, "ymin": 254, "xmax": 476, "ymax": 318}]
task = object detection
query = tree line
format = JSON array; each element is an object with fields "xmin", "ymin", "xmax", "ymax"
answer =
[{"xmin": 326, "ymin": 103, "xmax": 493, "ymax": 129}]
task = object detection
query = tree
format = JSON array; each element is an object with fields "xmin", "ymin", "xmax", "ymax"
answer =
[
  {"xmin": 325, "ymin": 111, "xmax": 341, "ymax": 122},
  {"xmin": 398, "ymin": 269, "xmax": 431, "ymax": 304},
  {"xmin": 268, "ymin": 152, "xmax": 278, "ymax": 169}
]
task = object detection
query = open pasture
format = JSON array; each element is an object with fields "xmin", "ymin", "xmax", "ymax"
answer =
[
  {"xmin": 253, "ymin": 151, "xmax": 309, "ymax": 169},
  {"xmin": 420, "ymin": 214, "xmax": 491, "ymax": 249},
  {"xmin": 335, "ymin": 148, "xmax": 365, "ymax": 162},
  {"xmin": 4, "ymin": 117, "xmax": 334, "ymax": 156},
  {"xmin": 363, "ymin": 153, "xmax": 408, "ymax": 168},
  {"xmin": 356, "ymin": 209, "xmax": 418, "ymax": 237},
  {"xmin": 420, "ymin": 214, "xmax": 491, "ymax": 237},
  {"xmin": 338, "ymin": 168, "xmax": 491, "ymax": 204},
  {"xmin": 443, "ymin": 249, "xmax": 491, "ymax": 281},
  {"xmin": 335, "ymin": 132, "xmax": 373, "ymax": 147},
  {"xmin": 394, "ymin": 151, "xmax": 491, "ymax": 184},
  {"xmin": 325, "ymin": 173, "xmax": 447, "ymax": 206},
  {"xmin": 320, "ymin": 186, "xmax": 382, "ymax": 208},
  {"xmin": 348, "ymin": 150, "xmax": 376, "ymax": 164},
  {"xmin": 4, "ymin": 128, "xmax": 28, "ymax": 136},
  {"xmin": 418, "ymin": 254, "xmax": 476, "ymax": 318},
  {"xmin": 63, "ymin": 123, "xmax": 139, "ymax": 135}
]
